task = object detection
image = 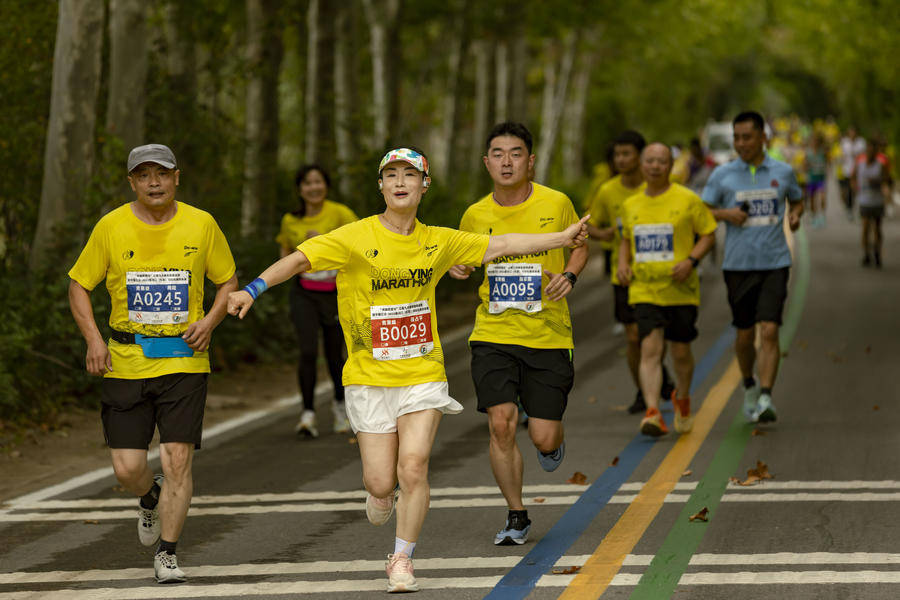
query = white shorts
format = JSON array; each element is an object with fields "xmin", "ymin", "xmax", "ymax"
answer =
[{"xmin": 344, "ymin": 381, "xmax": 463, "ymax": 434}]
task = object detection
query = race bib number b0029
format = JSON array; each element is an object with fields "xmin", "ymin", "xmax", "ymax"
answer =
[
  {"xmin": 127, "ymin": 271, "xmax": 189, "ymax": 325},
  {"xmin": 736, "ymin": 189, "xmax": 778, "ymax": 227},
  {"xmin": 486, "ymin": 262, "xmax": 542, "ymax": 314},
  {"xmin": 370, "ymin": 300, "xmax": 434, "ymax": 361},
  {"xmin": 633, "ymin": 224, "xmax": 674, "ymax": 263}
]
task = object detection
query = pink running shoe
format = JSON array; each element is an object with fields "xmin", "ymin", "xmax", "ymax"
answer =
[{"xmin": 385, "ymin": 552, "xmax": 418, "ymax": 593}]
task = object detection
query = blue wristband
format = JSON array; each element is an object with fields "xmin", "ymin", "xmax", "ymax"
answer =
[{"xmin": 243, "ymin": 277, "xmax": 268, "ymax": 300}]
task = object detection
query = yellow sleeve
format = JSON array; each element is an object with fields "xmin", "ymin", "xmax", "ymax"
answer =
[
  {"xmin": 561, "ymin": 197, "xmax": 579, "ymax": 228},
  {"xmin": 275, "ymin": 214, "xmax": 293, "ymax": 248},
  {"xmin": 298, "ymin": 222, "xmax": 354, "ymax": 271},
  {"xmin": 458, "ymin": 206, "xmax": 475, "ymax": 232},
  {"xmin": 439, "ymin": 227, "xmax": 490, "ymax": 270},
  {"xmin": 68, "ymin": 221, "xmax": 110, "ymax": 291},
  {"xmin": 205, "ymin": 217, "xmax": 237, "ymax": 284},
  {"xmin": 620, "ymin": 202, "xmax": 634, "ymax": 240},
  {"xmin": 692, "ymin": 198, "xmax": 718, "ymax": 236}
]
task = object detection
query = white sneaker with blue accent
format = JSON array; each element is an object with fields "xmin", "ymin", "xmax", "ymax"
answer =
[
  {"xmin": 537, "ymin": 441, "xmax": 565, "ymax": 472},
  {"xmin": 494, "ymin": 513, "xmax": 532, "ymax": 546},
  {"xmin": 743, "ymin": 383, "xmax": 760, "ymax": 422},
  {"xmin": 753, "ymin": 393, "xmax": 777, "ymax": 423}
]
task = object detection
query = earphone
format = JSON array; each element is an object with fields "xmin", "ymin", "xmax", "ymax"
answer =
[
  {"xmin": 378, "ymin": 180, "xmax": 383, "ymax": 191},
  {"xmin": 378, "ymin": 177, "xmax": 429, "ymax": 190}
]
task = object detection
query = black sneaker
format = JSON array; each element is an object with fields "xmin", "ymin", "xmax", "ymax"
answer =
[
  {"xmin": 875, "ymin": 253, "xmax": 882, "ymax": 268},
  {"xmin": 863, "ymin": 254, "xmax": 872, "ymax": 267},
  {"xmin": 627, "ymin": 391, "xmax": 646, "ymax": 414}
]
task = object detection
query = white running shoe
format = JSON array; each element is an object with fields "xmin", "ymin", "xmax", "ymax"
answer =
[
  {"xmin": 332, "ymin": 402, "xmax": 351, "ymax": 434},
  {"xmin": 743, "ymin": 383, "xmax": 760, "ymax": 422},
  {"xmin": 154, "ymin": 551, "xmax": 186, "ymax": 584},
  {"xmin": 295, "ymin": 409, "xmax": 319, "ymax": 438},
  {"xmin": 385, "ymin": 552, "xmax": 418, "ymax": 593},
  {"xmin": 753, "ymin": 393, "xmax": 777, "ymax": 423},
  {"xmin": 366, "ymin": 490, "xmax": 397, "ymax": 526},
  {"xmin": 137, "ymin": 474, "xmax": 164, "ymax": 546}
]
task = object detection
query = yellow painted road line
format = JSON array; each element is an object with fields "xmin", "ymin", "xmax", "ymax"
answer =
[{"xmin": 558, "ymin": 358, "xmax": 741, "ymax": 599}]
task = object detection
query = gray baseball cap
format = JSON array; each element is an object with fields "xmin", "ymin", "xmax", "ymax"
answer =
[{"xmin": 127, "ymin": 144, "xmax": 177, "ymax": 172}]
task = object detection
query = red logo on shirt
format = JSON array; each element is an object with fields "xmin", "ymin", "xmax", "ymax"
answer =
[{"xmin": 771, "ymin": 179, "xmax": 779, "ymax": 188}]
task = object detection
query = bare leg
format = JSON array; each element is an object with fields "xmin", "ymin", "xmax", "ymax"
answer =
[
  {"xmin": 487, "ymin": 403, "xmax": 524, "ymax": 510},
  {"xmin": 669, "ymin": 341, "xmax": 694, "ymax": 398},
  {"xmin": 625, "ymin": 323, "xmax": 641, "ymax": 387},
  {"xmin": 639, "ymin": 329, "xmax": 664, "ymax": 410},
  {"xmin": 110, "ymin": 448, "xmax": 154, "ymax": 497},
  {"xmin": 757, "ymin": 321, "xmax": 781, "ymax": 389},
  {"xmin": 158, "ymin": 442, "xmax": 194, "ymax": 543},
  {"xmin": 394, "ymin": 409, "xmax": 442, "ymax": 543},
  {"xmin": 735, "ymin": 326, "xmax": 756, "ymax": 380},
  {"xmin": 527, "ymin": 417, "xmax": 564, "ymax": 454}
]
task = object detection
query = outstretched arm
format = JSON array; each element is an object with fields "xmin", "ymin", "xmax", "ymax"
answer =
[
  {"xmin": 482, "ymin": 215, "xmax": 589, "ymax": 264},
  {"xmin": 227, "ymin": 250, "xmax": 311, "ymax": 319}
]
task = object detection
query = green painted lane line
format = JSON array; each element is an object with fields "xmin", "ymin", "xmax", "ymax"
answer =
[{"xmin": 628, "ymin": 227, "xmax": 810, "ymax": 599}]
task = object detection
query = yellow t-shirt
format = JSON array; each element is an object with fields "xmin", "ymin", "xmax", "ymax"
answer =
[
  {"xmin": 460, "ymin": 183, "xmax": 578, "ymax": 350},
  {"xmin": 586, "ymin": 175, "xmax": 646, "ymax": 286},
  {"xmin": 621, "ymin": 184, "xmax": 717, "ymax": 306},
  {"xmin": 68, "ymin": 202, "xmax": 236, "ymax": 379},
  {"xmin": 298, "ymin": 216, "xmax": 489, "ymax": 387},
  {"xmin": 275, "ymin": 200, "xmax": 358, "ymax": 249}
]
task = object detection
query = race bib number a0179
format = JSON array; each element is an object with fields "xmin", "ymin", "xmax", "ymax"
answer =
[
  {"xmin": 486, "ymin": 262, "xmax": 542, "ymax": 314},
  {"xmin": 126, "ymin": 271, "xmax": 189, "ymax": 325},
  {"xmin": 736, "ymin": 189, "xmax": 778, "ymax": 226},
  {"xmin": 633, "ymin": 224, "xmax": 674, "ymax": 263},
  {"xmin": 370, "ymin": 300, "xmax": 434, "ymax": 361}
]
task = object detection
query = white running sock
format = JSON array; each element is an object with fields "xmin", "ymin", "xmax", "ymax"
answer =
[{"xmin": 394, "ymin": 537, "xmax": 416, "ymax": 557}]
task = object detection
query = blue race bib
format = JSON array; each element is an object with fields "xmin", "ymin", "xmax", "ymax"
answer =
[
  {"xmin": 486, "ymin": 262, "xmax": 542, "ymax": 314},
  {"xmin": 633, "ymin": 224, "xmax": 674, "ymax": 263},
  {"xmin": 126, "ymin": 270, "xmax": 190, "ymax": 325},
  {"xmin": 736, "ymin": 189, "xmax": 778, "ymax": 227}
]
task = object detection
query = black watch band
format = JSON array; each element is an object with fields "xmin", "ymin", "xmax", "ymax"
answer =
[
  {"xmin": 688, "ymin": 256, "xmax": 699, "ymax": 268},
  {"xmin": 562, "ymin": 271, "xmax": 577, "ymax": 286}
]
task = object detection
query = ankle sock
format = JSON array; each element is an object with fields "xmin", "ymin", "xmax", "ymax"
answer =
[
  {"xmin": 139, "ymin": 480, "xmax": 161, "ymax": 510},
  {"xmin": 743, "ymin": 377, "xmax": 756, "ymax": 389},
  {"xmin": 760, "ymin": 387, "xmax": 772, "ymax": 396},
  {"xmin": 157, "ymin": 539, "xmax": 177, "ymax": 556},
  {"xmin": 394, "ymin": 537, "xmax": 416, "ymax": 558}
]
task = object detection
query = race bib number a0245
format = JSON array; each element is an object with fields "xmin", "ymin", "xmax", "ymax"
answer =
[
  {"xmin": 633, "ymin": 224, "xmax": 674, "ymax": 263},
  {"xmin": 126, "ymin": 271, "xmax": 189, "ymax": 325},
  {"xmin": 736, "ymin": 189, "xmax": 778, "ymax": 226},
  {"xmin": 370, "ymin": 300, "xmax": 434, "ymax": 361},
  {"xmin": 486, "ymin": 262, "xmax": 542, "ymax": 314}
]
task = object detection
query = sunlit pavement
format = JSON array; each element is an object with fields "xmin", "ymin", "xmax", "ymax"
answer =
[{"xmin": 2, "ymin": 184, "xmax": 900, "ymax": 599}]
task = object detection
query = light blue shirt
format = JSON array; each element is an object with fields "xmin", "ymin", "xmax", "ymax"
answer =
[{"xmin": 702, "ymin": 155, "xmax": 802, "ymax": 271}]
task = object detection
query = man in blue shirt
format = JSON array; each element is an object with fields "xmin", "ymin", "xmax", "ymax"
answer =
[{"xmin": 702, "ymin": 111, "xmax": 803, "ymax": 423}]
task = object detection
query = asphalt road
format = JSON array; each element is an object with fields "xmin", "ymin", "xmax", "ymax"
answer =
[{"xmin": 2, "ymin": 186, "xmax": 899, "ymax": 600}]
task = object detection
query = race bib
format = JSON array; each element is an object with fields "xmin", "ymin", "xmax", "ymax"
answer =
[
  {"xmin": 370, "ymin": 300, "xmax": 434, "ymax": 361},
  {"xmin": 126, "ymin": 271, "xmax": 189, "ymax": 325},
  {"xmin": 486, "ymin": 263, "xmax": 542, "ymax": 314},
  {"xmin": 736, "ymin": 189, "xmax": 778, "ymax": 226},
  {"xmin": 633, "ymin": 224, "xmax": 674, "ymax": 263}
]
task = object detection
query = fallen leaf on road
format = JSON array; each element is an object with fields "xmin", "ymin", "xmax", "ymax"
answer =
[
  {"xmin": 348, "ymin": 437, "xmax": 358, "ymax": 445},
  {"xmin": 689, "ymin": 507, "xmax": 709, "ymax": 522},
  {"xmin": 83, "ymin": 520, "xmax": 99, "ymax": 524},
  {"xmin": 751, "ymin": 428, "xmax": 766, "ymax": 436},
  {"xmin": 552, "ymin": 566, "xmax": 581, "ymax": 575},
  {"xmin": 865, "ymin": 345, "xmax": 872, "ymax": 354},
  {"xmin": 681, "ymin": 470, "xmax": 692, "ymax": 477},
  {"xmin": 567, "ymin": 471, "xmax": 588, "ymax": 485},
  {"xmin": 734, "ymin": 461, "xmax": 774, "ymax": 486},
  {"xmin": 610, "ymin": 456, "xmax": 619, "ymax": 466},
  {"xmin": 587, "ymin": 396, "xmax": 597, "ymax": 404},
  {"xmin": 533, "ymin": 497, "xmax": 546, "ymax": 503},
  {"xmin": 873, "ymin": 405, "xmax": 880, "ymax": 411},
  {"xmin": 729, "ymin": 477, "xmax": 741, "ymax": 484}
]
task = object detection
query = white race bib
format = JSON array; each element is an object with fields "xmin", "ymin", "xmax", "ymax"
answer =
[
  {"xmin": 126, "ymin": 271, "xmax": 189, "ymax": 325},
  {"xmin": 633, "ymin": 224, "xmax": 674, "ymax": 262},
  {"xmin": 370, "ymin": 300, "xmax": 434, "ymax": 361},
  {"xmin": 486, "ymin": 262, "xmax": 542, "ymax": 314},
  {"xmin": 736, "ymin": 189, "xmax": 778, "ymax": 226}
]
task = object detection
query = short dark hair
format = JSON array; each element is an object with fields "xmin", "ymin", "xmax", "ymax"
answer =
[
  {"xmin": 293, "ymin": 164, "xmax": 331, "ymax": 216},
  {"xmin": 613, "ymin": 130, "xmax": 646, "ymax": 153},
  {"xmin": 733, "ymin": 111, "xmax": 765, "ymax": 131},
  {"xmin": 485, "ymin": 122, "xmax": 533, "ymax": 154}
]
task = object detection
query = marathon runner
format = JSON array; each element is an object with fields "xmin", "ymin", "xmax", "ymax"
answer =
[
  {"xmin": 853, "ymin": 140, "xmax": 889, "ymax": 268},
  {"xmin": 702, "ymin": 111, "xmax": 803, "ymax": 423},
  {"xmin": 227, "ymin": 146, "xmax": 589, "ymax": 593},
  {"xmin": 68, "ymin": 144, "xmax": 238, "ymax": 583}
]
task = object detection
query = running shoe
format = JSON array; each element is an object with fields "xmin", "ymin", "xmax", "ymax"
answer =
[
  {"xmin": 332, "ymin": 402, "xmax": 351, "ymax": 434},
  {"xmin": 537, "ymin": 441, "xmax": 565, "ymax": 472},
  {"xmin": 743, "ymin": 383, "xmax": 760, "ymax": 422},
  {"xmin": 385, "ymin": 552, "xmax": 418, "ymax": 592},
  {"xmin": 627, "ymin": 390, "xmax": 646, "ymax": 414},
  {"xmin": 366, "ymin": 490, "xmax": 396, "ymax": 526},
  {"xmin": 137, "ymin": 474, "xmax": 164, "ymax": 547},
  {"xmin": 640, "ymin": 407, "xmax": 668, "ymax": 437},
  {"xmin": 494, "ymin": 512, "xmax": 532, "ymax": 546},
  {"xmin": 672, "ymin": 393, "xmax": 694, "ymax": 434},
  {"xmin": 753, "ymin": 393, "xmax": 777, "ymax": 423},
  {"xmin": 295, "ymin": 409, "xmax": 319, "ymax": 438},
  {"xmin": 154, "ymin": 551, "xmax": 186, "ymax": 584}
]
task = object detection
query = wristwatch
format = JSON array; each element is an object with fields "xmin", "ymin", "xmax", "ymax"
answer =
[
  {"xmin": 562, "ymin": 271, "xmax": 577, "ymax": 286},
  {"xmin": 688, "ymin": 256, "xmax": 700, "ymax": 268}
]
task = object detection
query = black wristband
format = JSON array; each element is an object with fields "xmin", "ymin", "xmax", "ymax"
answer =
[
  {"xmin": 688, "ymin": 256, "xmax": 699, "ymax": 268},
  {"xmin": 562, "ymin": 271, "xmax": 577, "ymax": 286}
]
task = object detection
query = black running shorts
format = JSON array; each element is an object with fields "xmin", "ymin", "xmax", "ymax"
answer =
[
  {"xmin": 723, "ymin": 267, "xmax": 789, "ymax": 329},
  {"xmin": 470, "ymin": 342, "xmax": 573, "ymax": 421},
  {"xmin": 101, "ymin": 373, "xmax": 208, "ymax": 449},
  {"xmin": 634, "ymin": 304, "xmax": 698, "ymax": 343},
  {"xmin": 613, "ymin": 284, "xmax": 637, "ymax": 324}
]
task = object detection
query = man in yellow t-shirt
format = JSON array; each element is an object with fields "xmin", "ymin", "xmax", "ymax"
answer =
[
  {"xmin": 227, "ymin": 146, "xmax": 589, "ymax": 592},
  {"xmin": 68, "ymin": 144, "xmax": 237, "ymax": 583},
  {"xmin": 451, "ymin": 122, "xmax": 588, "ymax": 546},
  {"xmin": 586, "ymin": 130, "xmax": 676, "ymax": 415},
  {"xmin": 618, "ymin": 143, "xmax": 717, "ymax": 437}
]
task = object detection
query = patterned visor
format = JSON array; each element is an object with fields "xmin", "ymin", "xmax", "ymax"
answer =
[{"xmin": 378, "ymin": 148, "xmax": 430, "ymax": 176}]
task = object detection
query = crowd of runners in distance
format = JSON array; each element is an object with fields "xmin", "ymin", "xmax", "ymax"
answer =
[{"xmin": 66, "ymin": 110, "xmax": 894, "ymax": 593}]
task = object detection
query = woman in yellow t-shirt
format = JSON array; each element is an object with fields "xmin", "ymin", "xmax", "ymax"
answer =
[
  {"xmin": 276, "ymin": 165, "xmax": 358, "ymax": 438},
  {"xmin": 228, "ymin": 147, "xmax": 589, "ymax": 593}
]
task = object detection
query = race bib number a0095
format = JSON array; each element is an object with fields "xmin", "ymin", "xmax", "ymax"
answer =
[
  {"xmin": 370, "ymin": 300, "xmax": 434, "ymax": 361},
  {"xmin": 633, "ymin": 224, "xmax": 674, "ymax": 263},
  {"xmin": 486, "ymin": 262, "xmax": 542, "ymax": 314},
  {"xmin": 736, "ymin": 189, "xmax": 778, "ymax": 226},
  {"xmin": 126, "ymin": 271, "xmax": 189, "ymax": 325}
]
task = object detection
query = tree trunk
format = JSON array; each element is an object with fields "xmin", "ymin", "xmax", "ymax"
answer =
[
  {"xmin": 509, "ymin": 37, "xmax": 527, "ymax": 122},
  {"xmin": 333, "ymin": 4, "xmax": 352, "ymax": 199},
  {"xmin": 494, "ymin": 40, "xmax": 508, "ymax": 123},
  {"xmin": 304, "ymin": 0, "xmax": 319, "ymax": 161},
  {"xmin": 471, "ymin": 40, "xmax": 491, "ymax": 171},
  {"xmin": 431, "ymin": 2, "xmax": 469, "ymax": 183},
  {"xmin": 561, "ymin": 39, "xmax": 595, "ymax": 180},
  {"xmin": 241, "ymin": 0, "xmax": 283, "ymax": 238},
  {"xmin": 361, "ymin": 0, "xmax": 399, "ymax": 150},
  {"xmin": 30, "ymin": 0, "xmax": 104, "ymax": 269},
  {"xmin": 535, "ymin": 31, "xmax": 578, "ymax": 184}
]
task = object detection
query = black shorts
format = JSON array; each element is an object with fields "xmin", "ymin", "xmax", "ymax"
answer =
[
  {"xmin": 470, "ymin": 342, "xmax": 573, "ymax": 421},
  {"xmin": 723, "ymin": 267, "xmax": 789, "ymax": 329},
  {"xmin": 101, "ymin": 373, "xmax": 208, "ymax": 449},
  {"xmin": 613, "ymin": 284, "xmax": 636, "ymax": 324},
  {"xmin": 859, "ymin": 205, "xmax": 885, "ymax": 220},
  {"xmin": 634, "ymin": 304, "xmax": 698, "ymax": 343}
]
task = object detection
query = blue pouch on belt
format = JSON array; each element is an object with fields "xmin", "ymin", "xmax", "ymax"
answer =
[{"xmin": 135, "ymin": 334, "xmax": 195, "ymax": 358}]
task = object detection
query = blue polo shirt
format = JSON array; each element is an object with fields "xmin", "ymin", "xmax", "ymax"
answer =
[{"xmin": 702, "ymin": 154, "xmax": 802, "ymax": 271}]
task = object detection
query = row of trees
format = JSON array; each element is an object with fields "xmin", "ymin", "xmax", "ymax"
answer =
[{"xmin": 2, "ymin": 0, "xmax": 898, "ymax": 423}]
